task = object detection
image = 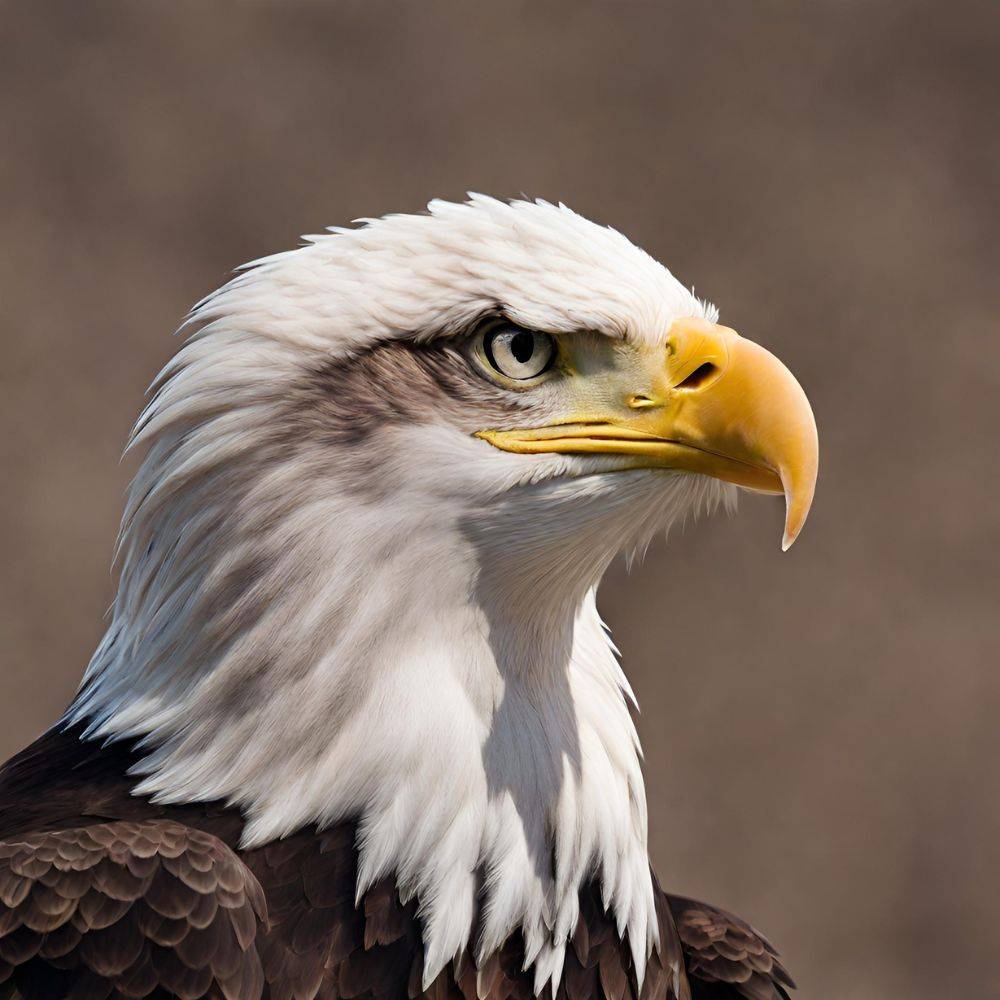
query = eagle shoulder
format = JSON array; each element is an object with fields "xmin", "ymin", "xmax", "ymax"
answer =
[
  {"xmin": 663, "ymin": 893, "xmax": 795, "ymax": 1000},
  {"xmin": 0, "ymin": 819, "xmax": 266, "ymax": 999},
  {"xmin": 241, "ymin": 826, "xmax": 422, "ymax": 1000},
  {"xmin": 0, "ymin": 729, "xmax": 795, "ymax": 1000}
]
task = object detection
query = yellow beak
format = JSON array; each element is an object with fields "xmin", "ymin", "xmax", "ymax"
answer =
[{"xmin": 477, "ymin": 317, "xmax": 819, "ymax": 550}]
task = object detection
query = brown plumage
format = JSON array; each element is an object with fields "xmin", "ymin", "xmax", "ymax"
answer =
[{"xmin": 0, "ymin": 727, "xmax": 792, "ymax": 1000}]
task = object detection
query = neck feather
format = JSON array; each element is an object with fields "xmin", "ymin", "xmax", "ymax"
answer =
[{"xmin": 68, "ymin": 438, "xmax": 724, "ymax": 991}]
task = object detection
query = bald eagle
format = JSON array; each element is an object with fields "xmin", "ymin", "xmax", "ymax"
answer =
[{"xmin": 0, "ymin": 197, "xmax": 817, "ymax": 1000}]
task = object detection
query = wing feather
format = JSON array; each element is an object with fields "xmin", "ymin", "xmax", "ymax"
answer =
[
  {"xmin": 663, "ymin": 893, "xmax": 795, "ymax": 1000},
  {"xmin": 0, "ymin": 820, "xmax": 265, "ymax": 1000},
  {"xmin": 0, "ymin": 803, "xmax": 795, "ymax": 1000}
]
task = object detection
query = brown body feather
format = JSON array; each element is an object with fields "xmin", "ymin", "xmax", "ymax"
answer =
[{"xmin": 0, "ymin": 728, "xmax": 792, "ymax": 1000}]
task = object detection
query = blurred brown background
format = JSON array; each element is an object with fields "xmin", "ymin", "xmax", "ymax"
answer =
[{"xmin": 2, "ymin": 1, "xmax": 998, "ymax": 996}]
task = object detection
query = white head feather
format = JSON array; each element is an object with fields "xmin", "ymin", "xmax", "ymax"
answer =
[{"xmin": 66, "ymin": 196, "xmax": 729, "ymax": 993}]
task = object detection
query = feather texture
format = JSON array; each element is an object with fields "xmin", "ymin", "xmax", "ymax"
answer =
[{"xmin": 0, "ymin": 726, "xmax": 792, "ymax": 999}]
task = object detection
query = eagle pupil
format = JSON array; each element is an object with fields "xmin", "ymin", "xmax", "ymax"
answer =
[{"xmin": 510, "ymin": 332, "xmax": 534, "ymax": 364}]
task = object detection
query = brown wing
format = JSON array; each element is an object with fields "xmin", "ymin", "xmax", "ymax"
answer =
[
  {"xmin": 243, "ymin": 832, "xmax": 692, "ymax": 1000},
  {"xmin": 238, "ymin": 825, "xmax": 422, "ymax": 1000},
  {"xmin": 563, "ymin": 880, "xmax": 689, "ymax": 1000},
  {"xmin": 663, "ymin": 894, "xmax": 795, "ymax": 1000},
  {"xmin": 0, "ymin": 819, "xmax": 266, "ymax": 999},
  {"xmin": 0, "ymin": 729, "xmax": 793, "ymax": 1000}
]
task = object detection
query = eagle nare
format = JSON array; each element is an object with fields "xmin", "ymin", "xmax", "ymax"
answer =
[{"xmin": 0, "ymin": 197, "xmax": 815, "ymax": 1000}]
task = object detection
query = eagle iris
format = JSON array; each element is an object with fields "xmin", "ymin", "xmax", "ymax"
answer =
[{"xmin": 483, "ymin": 326, "xmax": 555, "ymax": 380}]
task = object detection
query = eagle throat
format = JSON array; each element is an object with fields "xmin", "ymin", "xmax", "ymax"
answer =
[{"xmin": 63, "ymin": 426, "xmax": 724, "ymax": 990}]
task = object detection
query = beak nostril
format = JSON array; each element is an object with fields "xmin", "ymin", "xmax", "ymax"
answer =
[
  {"xmin": 676, "ymin": 362, "xmax": 718, "ymax": 390},
  {"xmin": 627, "ymin": 394, "xmax": 658, "ymax": 410}
]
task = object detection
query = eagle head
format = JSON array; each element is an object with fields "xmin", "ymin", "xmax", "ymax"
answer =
[{"xmin": 68, "ymin": 195, "xmax": 817, "ymax": 991}]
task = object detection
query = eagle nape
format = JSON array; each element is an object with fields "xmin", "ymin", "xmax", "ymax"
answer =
[{"xmin": 0, "ymin": 195, "xmax": 814, "ymax": 1000}]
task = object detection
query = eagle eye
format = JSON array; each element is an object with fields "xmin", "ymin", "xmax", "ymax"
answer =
[{"xmin": 480, "ymin": 325, "xmax": 556, "ymax": 382}]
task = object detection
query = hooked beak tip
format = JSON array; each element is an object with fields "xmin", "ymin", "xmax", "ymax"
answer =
[{"xmin": 778, "ymin": 458, "xmax": 817, "ymax": 552}]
